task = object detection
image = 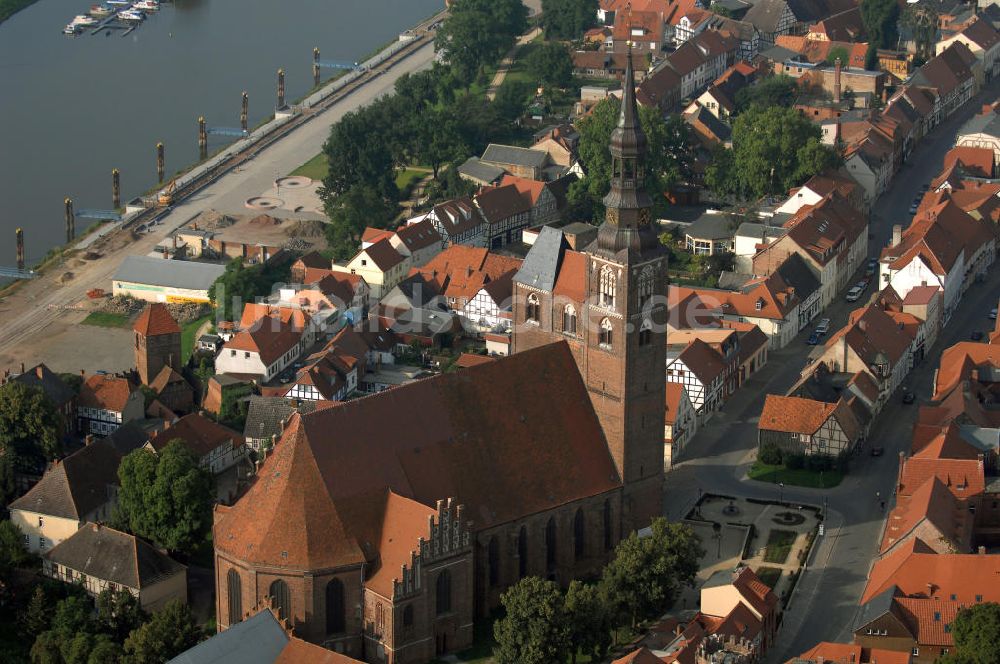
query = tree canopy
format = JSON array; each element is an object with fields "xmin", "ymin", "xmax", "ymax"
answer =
[
  {"xmin": 122, "ymin": 600, "xmax": 203, "ymax": 663},
  {"xmin": 705, "ymin": 105, "xmax": 840, "ymax": 200},
  {"xmin": 115, "ymin": 441, "xmax": 214, "ymax": 554},
  {"xmin": 565, "ymin": 580, "xmax": 612, "ymax": 664},
  {"xmin": 323, "ymin": 184, "xmax": 398, "ymax": 261},
  {"xmin": 527, "ymin": 41, "xmax": 574, "ymax": 89},
  {"xmin": 0, "ymin": 381, "xmax": 62, "ymax": 462},
  {"xmin": 0, "ymin": 520, "xmax": 29, "ymax": 583},
  {"xmin": 493, "ymin": 577, "xmax": 571, "ymax": 664},
  {"xmin": 434, "ymin": 0, "xmax": 529, "ymax": 85},
  {"xmin": 207, "ymin": 257, "xmax": 291, "ymax": 322},
  {"xmin": 942, "ymin": 603, "xmax": 1000, "ymax": 664},
  {"xmin": 541, "ymin": 0, "xmax": 597, "ymax": 39},
  {"xmin": 735, "ymin": 75, "xmax": 799, "ymax": 113},
  {"xmin": 861, "ymin": 0, "xmax": 900, "ymax": 67}
]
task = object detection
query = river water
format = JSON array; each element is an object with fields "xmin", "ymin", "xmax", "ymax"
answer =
[{"xmin": 0, "ymin": 0, "xmax": 441, "ymax": 265}]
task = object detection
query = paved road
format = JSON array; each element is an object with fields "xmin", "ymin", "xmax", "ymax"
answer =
[
  {"xmin": 0, "ymin": 39, "xmax": 436, "ymax": 362},
  {"xmin": 663, "ymin": 79, "xmax": 1000, "ymax": 661}
]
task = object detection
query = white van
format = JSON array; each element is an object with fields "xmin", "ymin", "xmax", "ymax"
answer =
[{"xmin": 845, "ymin": 285, "xmax": 864, "ymax": 302}]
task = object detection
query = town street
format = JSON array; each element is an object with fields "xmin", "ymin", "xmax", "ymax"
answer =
[
  {"xmin": 0, "ymin": 40, "xmax": 435, "ymax": 366},
  {"xmin": 663, "ymin": 78, "xmax": 1000, "ymax": 663}
]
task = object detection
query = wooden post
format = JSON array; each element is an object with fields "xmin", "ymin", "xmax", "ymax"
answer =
[
  {"xmin": 313, "ymin": 47, "xmax": 321, "ymax": 87},
  {"xmin": 15, "ymin": 228, "xmax": 24, "ymax": 271},
  {"xmin": 241, "ymin": 91, "xmax": 249, "ymax": 132},
  {"xmin": 156, "ymin": 142, "xmax": 165, "ymax": 183},
  {"xmin": 198, "ymin": 116, "xmax": 207, "ymax": 158},
  {"xmin": 277, "ymin": 68, "xmax": 285, "ymax": 109},
  {"xmin": 64, "ymin": 198, "xmax": 75, "ymax": 243},
  {"xmin": 112, "ymin": 168, "xmax": 120, "ymax": 209}
]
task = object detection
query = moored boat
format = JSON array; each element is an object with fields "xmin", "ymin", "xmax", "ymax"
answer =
[
  {"xmin": 89, "ymin": 4, "xmax": 112, "ymax": 16},
  {"xmin": 117, "ymin": 8, "xmax": 144, "ymax": 21},
  {"xmin": 133, "ymin": 0, "xmax": 159, "ymax": 10},
  {"xmin": 63, "ymin": 23, "xmax": 79, "ymax": 34},
  {"xmin": 71, "ymin": 14, "xmax": 99, "ymax": 26}
]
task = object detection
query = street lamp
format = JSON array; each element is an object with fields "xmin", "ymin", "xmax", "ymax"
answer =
[
  {"xmin": 712, "ymin": 521, "xmax": 722, "ymax": 559},
  {"xmin": 779, "ymin": 482, "xmax": 785, "ymax": 504}
]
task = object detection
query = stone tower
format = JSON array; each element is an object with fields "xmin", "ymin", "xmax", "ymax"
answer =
[
  {"xmin": 581, "ymin": 47, "xmax": 669, "ymax": 531},
  {"xmin": 510, "ymin": 48, "xmax": 668, "ymax": 532},
  {"xmin": 134, "ymin": 303, "xmax": 182, "ymax": 386}
]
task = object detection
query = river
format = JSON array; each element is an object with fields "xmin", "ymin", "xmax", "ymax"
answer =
[{"xmin": 0, "ymin": 0, "xmax": 441, "ymax": 265}]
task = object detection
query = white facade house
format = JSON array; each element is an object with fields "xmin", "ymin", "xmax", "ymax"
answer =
[
  {"xmin": 666, "ymin": 340, "xmax": 725, "ymax": 417},
  {"xmin": 664, "ymin": 383, "xmax": 698, "ymax": 470},
  {"xmin": 76, "ymin": 375, "xmax": 145, "ymax": 437},
  {"xmin": 461, "ymin": 280, "xmax": 514, "ymax": 334},
  {"xmin": 215, "ymin": 323, "xmax": 303, "ymax": 382}
]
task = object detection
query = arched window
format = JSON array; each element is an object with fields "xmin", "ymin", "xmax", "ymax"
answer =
[
  {"xmin": 600, "ymin": 267, "xmax": 616, "ymax": 308},
  {"xmin": 563, "ymin": 304, "xmax": 577, "ymax": 335},
  {"xmin": 639, "ymin": 319, "xmax": 652, "ymax": 347},
  {"xmin": 518, "ymin": 526, "xmax": 528, "ymax": 578},
  {"xmin": 603, "ymin": 500, "xmax": 613, "ymax": 551},
  {"xmin": 488, "ymin": 536, "xmax": 500, "ymax": 587},
  {"xmin": 526, "ymin": 293, "xmax": 540, "ymax": 323},
  {"xmin": 436, "ymin": 570, "xmax": 452, "ymax": 615},
  {"xmin": 599, "ymin": 318, "xmax": 613, "ymax": 348},
  {"xmin": 227, "ymin": 569, "xmax": 242, "ymax": 625},
  {"xmin": 269, "ymin": 579, "xmax": 291, "ymax": 622},
  {"xmin": 375, "ymin": 602, "xmax": 385, "ymax": 634},
  {"xmin": 546, "ymin": 518, "xmax": 557, "ymax": 570},
  {"xmin": 326, "ymin": 579, "xmax": 345, "ymax": 634},
  {"xmin": 574, "ymin": 509, "xmax": 585, "ymax": 561},
  {"xmin": 403, "ymin": 604, "xmax": 414, "ymax": 627},
  {"xmin": 638, "ymin": 266, "xmax": 655, "ymax": 309}
]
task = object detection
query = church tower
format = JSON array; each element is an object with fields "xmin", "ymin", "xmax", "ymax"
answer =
[
  {"xmin": 133, "ymin": 303, "xmax": 182, "ymax": 386},
  {"xmin": 581, "ymin": 47, "xmax": 669, "ymax": 531}
]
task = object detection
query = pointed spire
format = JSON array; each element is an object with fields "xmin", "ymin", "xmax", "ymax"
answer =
[{"xmin": 609, "ymin": 45, "xmax": 647, "ymax": 160}]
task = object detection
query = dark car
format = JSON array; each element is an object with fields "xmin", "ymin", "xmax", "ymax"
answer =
[
  {"xmin": 871, "ymin": 446, "xmax": 884, "ymax": 457},
  {"xmin": 902, "ymin": 391, "xmax": 916, "ymax": 405},
  {"xmin": 972, "ymin": 330, "xmax": 985, "ymax": 341},
  {"xmin": 807, "ymin": 331, "xmax": 820, "ymax": 345}
]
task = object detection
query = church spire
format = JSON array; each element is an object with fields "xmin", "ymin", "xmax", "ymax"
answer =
[{"xmin": 593, "ymin": 45, "xmax": 659, "ymax": 260}]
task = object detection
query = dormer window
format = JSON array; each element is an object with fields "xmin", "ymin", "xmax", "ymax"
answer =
[{"xmin": 755, "ymin": 298, "xmax": 764, "ymax": 311}]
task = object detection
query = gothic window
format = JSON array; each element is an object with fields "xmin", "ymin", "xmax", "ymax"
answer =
[
  {"xmin": 639, "ymin": 319, "xmax": 652, "ymax": 347},
  {"xmin": 545, "ymin": 518, "xmax": 557, "ymax": 571},
  {"xmin": 599, "ymin": 267, "xmax": 616, "ymax": 308},
  {"xmin": 563, "ymin": 305, "xmax": 577, "ymax": 335},
  {"xmin": 638, "ymin": 266, "xmax": 655, "ymax": 309},
  {"xmin": 326, "ymin": 579, "xmax": 346, "ymax": 634},
  {"xmin": 518, "ymin": 526, "xmax": 528, "ymax": 578},
  {"xmin": 227, "ymin": 569, "xmax": 242, "ymax": 626},
  {"xmin": 488, "ymin": 536, "xmax": 500, "ymax": 587},
  {"xmin": 599, "ymin": 318, "xmax": 613, "ymax": 349},
  {"xmin": 268, "ymin": 579, "xmax": 291, "ymax": 622},
  {"xmin": 574, "ymin": 509, "xmax": 585, "ymax": 561},
  {"xmin": 403, "ymin": 604, "xmax": 414, "ymax": 627},
  {"xmin": 603, "ymin": 500, "xmax": 613, "ymax": 551},
  {"xmin": 436, "ymin": 570, "xmax": 452, "ymax": 615},
  {"xmin": 526, "ymin": 293, "xmax": 540, "ymax": 323},
  {"xmin": 375, "ymin": 602, "xmax": 385, "ymax": 634}
]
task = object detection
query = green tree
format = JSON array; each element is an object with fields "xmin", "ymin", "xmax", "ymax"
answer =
[
  {"xmin": 0, "ymin": 519, "xmax": 29, "ymax": 581},
  {"xmin": 705, "ymin": 105, "xmax": 839, "ymax": 199},
  {"xmin": 30, "ymin": 631, "xmax": 63, "ymax": 664},
  {"xmin": 414, "ymin": 106, "xmax": 469, "ymax": 179},
  {"xmin": 97, "ymin": 587, "xmax": 146, "ymax": 643},
  {"xmin": 323, "ymin": 184, "xmax": 398, "ymax": 261},
  {"xmin": 825, "ymin": 46, "xmax": 850, "ymax": 66},
  {"xmin": 492, "ymin": 79, "xmax": 534, "ymax": 125},
  {"xmin": 122, "ymin": 600, "xmax": 203, "ymax": 664},
  {"xmin": 435, "ymin": 0, "xmax": 529, "ymax": 85},
  {"xmin": 0, "ymin": 381, "xmax": 62, "ymax": 461},
  {"xmin": 87, "ymin": 638, "xmax": 123, "ymax": 664},
  {"xmin": 321, "ymin": 108, "xmax": 398, "ymax": 202},
  {"xmin": 527, "ymin": 41, "xmax": 574, "ymax": 89},
  {"xmin": 600, "ymin": 518, "xmax": 703, "ymax": 629},
  {"xmin": 115, "ymin": 442, "xmax": 214, "ymax": 554},
  {"xmin": 565, "ymin": 580, "xmax": 611, "ymax": 664},
  {"xmin": 23, "ymin": 585, "xmax": 52, "ymax": 637},
  {"xmin": 493, "ymin": 577, "xmax": 571, "ymax": 664},
  {"xmin": 860, "ymin": 0, "xmax": 900, "ymax": 53},
  {"xmin": 941, "ymin": 603, "xmax": 1000, "ymax": 664},
  {"xmin": 902, "ymin": 3, "xmax": 937, "ymax": 65},
  {"xmin": 735, "ymin": 75, "xmax": 799, "ymax": 113},
  {"xmin": 541, "ymin": 0, "xmax": 597, "ymax": 40},
  {"xmin": 207, "ymin": 259, "xmax": 265, "ymax": 322}
]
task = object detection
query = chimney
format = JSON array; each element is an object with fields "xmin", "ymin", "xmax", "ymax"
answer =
[
  {"xmin": 84, "ymin": 434, "xmax": 95, "ymax": 446},
  {"xmin": 35, "ymin": 365, "xmax": 43, "ymax": 379},
  {"xmin": 20, "ymin": 362, "xmax": 25, "ymax": 374},
  {"xmin": 834, "ymin": 57, "xmax": 842, "ymax": 104},
  {"xmin": 892, "ymin": 224, "xmax": 902, "ymax": 246},
  {"xmin": 980, "ymin": 545, "xmax": 987, "ymax": 554}
]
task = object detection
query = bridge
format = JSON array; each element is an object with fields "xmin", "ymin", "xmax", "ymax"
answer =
[
  {"xmin": 206, "ymin": 126, "xmax": 250, "ymax": 138},
  {"xmin": 0, "ymin": 266, "xmax": 37, "ymax": 280},
  {"xmin": 76, "ymin": 209, "xmax": 122, "ymax": 221},
  {"xmin": 316, "ymin": 59, "xmax": 361, "ymax": 71}
]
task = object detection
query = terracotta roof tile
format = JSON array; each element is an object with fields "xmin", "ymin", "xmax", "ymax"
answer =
[
  {"xmin": 133, "ymin": 303, "xmax": 181, "ymax": 337},
  {"xmin": 760, "ymin": 394, "xmax": 836, "ymax": 434},
  {"xmin": 147, "ymin": 413, "xmax": 243, "ymax": 458},
  {"xmin": 792, "ymin": 642, "xmax": 912, "ymax": 664},
  {"xmin": 78, "ymin": 374, "xmax": 136, "ymax": 413},
  {"xmin": 863, "ymin": 538, "xmax": 1000, "ymax": 603}
]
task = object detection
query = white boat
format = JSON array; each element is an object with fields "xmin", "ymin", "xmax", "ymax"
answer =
[
  {"xmin": 132, "ymin": 0, "xmax": 159, "ymax": 10},
  {"xmin": 63, "ymin": 23, "xmax": 80, "ymax": 34},
  {"xmin": 117, "ymin": 8, "xmax": 144, "ymax": 21},
  {"xmin": 89, "ymin": 4, "xmax": 113, "ymax": 16},
  {"xmin": 106, "ymin": 0, "xmax": 131, "ymax": 6},
  {"xmin": 71, "ymin": 14, "xmax": 99, "ymax": 26}
]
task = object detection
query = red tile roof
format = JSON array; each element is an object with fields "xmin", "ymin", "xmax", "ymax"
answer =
[
  {"xmin": 132, "ymin": 303, "xmax": 180, "ymax": 337},
  {"xmin": 78, "ymin": 375, "xmax": 136, "ymax": 413},
  {"xmin": 147, "ymin": 412, "xmax": 242, "ymax": 458},
  {"xmin": 863, "ymin": 538, "xmax": 1000, "ymax": 603},
  {"xmin": 664, "ymin": 382, "xmax": 687, "ymax": 427},
  {"xmin": 760, "ymin": 394, "xmax": 838, "ymax": 434},
  {"xmin": 881, "ymin": 476, "xmax": 970, "ymax": 554},
  {"xmin": 362, "ymin": 238, "xmax": 406, "ymax": 272},
  {"xmin": 225, "ymin": 320, "xmax": 302, "ymax": 367},
  {"xmin": 361, "ymin": 227, "xmax": 394, "ymax": 245},
  {"xmin": 942, "ymin": 146, "xmax": 995, "ymax": 179},
  {"xmin": 791, "ymin": 642, "xmax": 912, "ymax": 664}
]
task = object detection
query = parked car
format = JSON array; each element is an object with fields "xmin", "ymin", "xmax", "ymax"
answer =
[
  {"xmin": 807, "ymin": 331, "xmax": 821, "ymax": 345},
  {"xmin": 846, "ymin": 285, "xmax": 864, "ymax": 302},
  {"xmin": 909, "ymin": 202, "xmax": 920, "ymax": 215},
  {"xmin": 919, "ymin": 184, "xmax": 929, "ymax": 193},
  {"xmin": 902, "ymin": 391, "xmax": 915, "ymax": 405},
  {"xmin": 990, "ymin": 308, "xmax": 997, "ymax": 320},
  {"xmin": 871, "ymin": 446, "xmax": 884, "ymax": 457},
  {"xmin": 815, "ymin": 318, "xmax": 831, "ymax": 335},
  {"xmin": 971, "ymin": 330, "xmax": 985, "ymax": 341}
]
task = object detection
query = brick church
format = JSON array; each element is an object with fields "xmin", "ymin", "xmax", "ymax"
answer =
[{"xmin": 212, "ymin": 51, "xmax": 669, "ymax": 664}]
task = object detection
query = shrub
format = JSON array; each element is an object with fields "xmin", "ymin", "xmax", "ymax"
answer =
[{"xmin": 759, "ymin": 443, "xmax": 783, "ymax": 466}]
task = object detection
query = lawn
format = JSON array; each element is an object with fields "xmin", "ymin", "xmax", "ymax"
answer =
[
  {"xmin": 395, "ymin": 166, "xmax": 431, "ymax": 192},
  {"xmin": 748, "ymin": 461, "xmax": 843, "ymax": 489},
  {"xmin": 81, "ymin": 311, "xmax": 131, "ymax": 328},
  {"xmin": 290, "ymin": 153, "xmax": 328, "ymax": 181},
  {"xmin": 181, "ymin": 315, "xmax": 212, "ymax": 364},
  {"xmin": 756, "ymin": 566, "xmax": 783, "ymax": 589},
  {"xmin": 763, "ymin": 530, "xmax": 797, "ymax": 564}
]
